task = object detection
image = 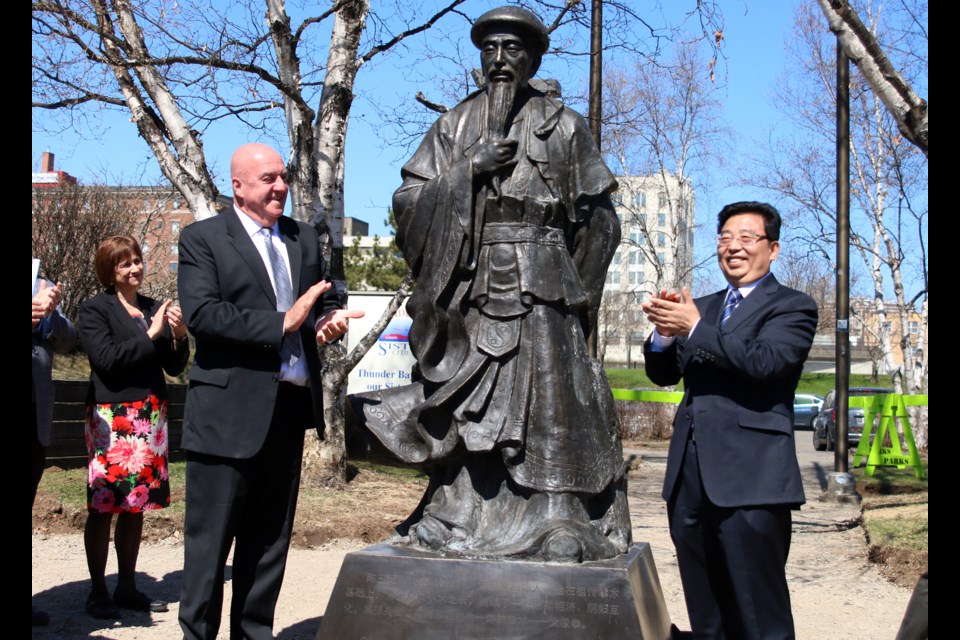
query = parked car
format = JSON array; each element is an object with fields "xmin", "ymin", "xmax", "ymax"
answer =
[
  {"xmin": 792, "ymin": 393, "xmax": 823, "ymax": 428},
  {"xmin": 812, "ymin": 387, "xmax": 893, "ymax": 451}
]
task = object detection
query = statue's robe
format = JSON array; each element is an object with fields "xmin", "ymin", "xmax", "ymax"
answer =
[{"xmin": 353, "ymin": 86, "xmax": 630, "ymax": 561}]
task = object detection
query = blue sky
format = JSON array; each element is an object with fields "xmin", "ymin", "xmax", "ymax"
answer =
[{"xmin": 32, "ymin": 1, "xmax": 797, "ymax": 239}]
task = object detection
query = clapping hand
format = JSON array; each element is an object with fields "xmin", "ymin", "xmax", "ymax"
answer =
[
  {"xmin": 32, "ymin": 280, "xmax": 63, "ymax": 328},
  {"xmin": 165, "ymin": 303, "xmax": 187, "ymax": 340},
  {"xmin": 641, "ymin": 287, "xmax": 699, "ymax": 338},
  {"xmin": 283, "ymin": 281, "xmax": 334, "ymax": 334},
  {"xmin": 147, "ymin": 300, "xmax": 174, "ymax": 340},
  {"xmin": 316, "ymin": 309, "xmax": 366, "ymax": 345}
]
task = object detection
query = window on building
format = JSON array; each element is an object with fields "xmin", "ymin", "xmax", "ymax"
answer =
[
  {"xmin": 632, "ymin": 192, "xmax": 647, "ymax": 208},
  {"xmin": 612, "ymin": 191, "xmax": 624, "ymax": 206},
  {"xmin": 632, "ymin": 213, "xmax": 647, "ymax": 226},
  {"xmin": 173, "ymin": 199, "xmax": 182, "ymax": 209},
  {"xmin": 658, "ymin": 192, "xmax": 667, "ymax": 209},
  {"xmin": 171, "ymin": 221, "xmax": 181, "ymax": 234},
  {"xmin": 657, "ymin": 232, "xmax": 666, "ymax": 247},
  {"xmin": 629, "ymin": 232, "xmax": 645, "ymax": 246},
  {"xmin": 882, "ymin": 321, "xmax": 893, "ymax": 332},
  {"xmin": 909, "ymin": 321, "xmax": 918, "ymax": 334},
  {"xmin": 171, "ymin": 245, "xmax": 179, "ymax": 256},
  {"xmin": 169, "ymin": 262, "xmax": 178, "ymax": 273},
  {"xmin": 628, "ymin": 251, "xmax": 641, "ymax": 265},
  {"xmin": 628, "ymin": 271, "xmax": 645, "ymax": 285},
  {"xmin": 658, "ymin": 213, "xmax": 666, "ymax": 227},
  {"xmin": 141, "ymin": 241, "xmax": 149, "ymax": 254},
  {"xmin": 657, "ymin": 252, "xmax": 665, "ymax": 265}
]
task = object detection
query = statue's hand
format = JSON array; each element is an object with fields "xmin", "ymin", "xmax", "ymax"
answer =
[{"xmin": 471, "ymin": 139, "xmax": 518, "ymax": 176}]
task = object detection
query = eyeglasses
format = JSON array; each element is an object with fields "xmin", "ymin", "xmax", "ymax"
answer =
[{"xmin": 717, "ymin": 231, "xmax": 769, "ymax": 247}]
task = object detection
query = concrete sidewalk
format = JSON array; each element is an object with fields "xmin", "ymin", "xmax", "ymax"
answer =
[
  {"xmin": 623, "ymin": 441, "xmax": 908, "ymax": 639},
  {"xmin": 32, "ymin": 440, "xmax": 909, "ymax": 639}
]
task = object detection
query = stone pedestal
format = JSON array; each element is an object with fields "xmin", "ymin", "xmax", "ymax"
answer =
[{"xmin": 316, "ymin": 542, "xmax": 672, "ymax": 640}]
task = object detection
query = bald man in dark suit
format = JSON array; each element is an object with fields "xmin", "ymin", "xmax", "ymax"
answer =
[{"xmin": 176, "ymin": 143, "xmax": 362, "ymax": 640}]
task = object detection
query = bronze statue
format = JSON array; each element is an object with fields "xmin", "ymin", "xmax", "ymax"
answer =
[{"xmin": 350, "ymin": 6, "xmax": 628, "ymax": 563}]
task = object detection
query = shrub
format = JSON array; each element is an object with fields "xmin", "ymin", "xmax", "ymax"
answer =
[{"xmin": 618, "ymin": 400, "xmax": 676, "ymax": 441}]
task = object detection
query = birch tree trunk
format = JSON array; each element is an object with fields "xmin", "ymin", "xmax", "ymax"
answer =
[
  {"xmin": 302, "ymin": 0, "xmax": 369, "ymax": 485},
  {"xmin": 909, "ymin": 296, "xmax": 927, "ymax": 450},
  {"xmin": 815, "ymin": 0, "xmax": 927, "ymax": 157},
  {"xmin": 266, "ymin": 0, "xmax": 321, "ymax": 226},
  {"xmin": 92, "ymin": 0, "xmax": 220, "ymax": 219},
  {"xmin": 302, "ymin": 276, "xmax": 414, "ymax": 487}
]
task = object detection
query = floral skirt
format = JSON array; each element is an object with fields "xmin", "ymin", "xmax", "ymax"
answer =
[{"xmin": 85, "ymin": 391, "xmax": 170, "ymax": 513}]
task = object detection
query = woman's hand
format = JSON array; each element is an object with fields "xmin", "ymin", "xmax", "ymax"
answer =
[
  {"xmin": 147, "ymin": 299, "xmax": 173, "ymax": 341},
  {"xmin": 165, "ymin": 303, "xmax": 188, "ymax": 341}
]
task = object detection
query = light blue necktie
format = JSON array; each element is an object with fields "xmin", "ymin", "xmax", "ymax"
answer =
[
  {"xmin": 720, "ymin": 288, "xmax": 742, "ymax": 327},
  {"xmin": 260, "ymin": 228, "xmax": 302, "ymax": 363}
]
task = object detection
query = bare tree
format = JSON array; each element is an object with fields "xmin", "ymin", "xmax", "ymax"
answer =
[
  {"xmin": 32, "ymin": 1, "xmax": 223, "ymax": 219},
  {"xmin": 32, "ymin": 183, "xmax": 170, "ymax": 322},
  {"xmin": 602, "ymin": 42, "xmax": 730, "ymax": 293},
  {"xmin": 741, "ymin": 0, "xmax": 927, "ymax": 445},
  {"xmin": 378, "ymin": 1, "xmax": 731, "ymax": 157},
  {"xmin": 815, "ymin": 0, "xmax": 927, "ymax": 157},
  {"xmin": 776, "ymin": 246, "xmax": 838, "ymax": 335}
]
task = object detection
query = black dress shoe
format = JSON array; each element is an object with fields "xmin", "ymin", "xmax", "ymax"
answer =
[
  {"xmin": 86, "ymin": 591, "xmax": 121, "ymax": 619},
  {"xmin": 32, "ymin": 606, "xmax": 50, "ymax": 626},
  {"xmin": 113, "ymin": 588, "xmax": 169, "ymax": 613}
]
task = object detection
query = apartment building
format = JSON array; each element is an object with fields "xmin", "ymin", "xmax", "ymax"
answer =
[{"xmin": 599, "ymin": 173, "xmax": 695, "ymax": 367}]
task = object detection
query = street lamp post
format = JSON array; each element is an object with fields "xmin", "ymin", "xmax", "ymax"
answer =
[{"xmin": 822, "ymin": 44, "xmax": 861, "ymax": 504}]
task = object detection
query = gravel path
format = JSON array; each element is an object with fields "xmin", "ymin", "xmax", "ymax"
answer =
[{"xmin": 32, "ymin": 437, "xmax": 913, "ymax": 639}]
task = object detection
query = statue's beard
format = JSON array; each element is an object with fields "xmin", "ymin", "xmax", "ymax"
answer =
[{"xmin": 486, "ymin": 79, "xmax": 519, "ymax": 141}]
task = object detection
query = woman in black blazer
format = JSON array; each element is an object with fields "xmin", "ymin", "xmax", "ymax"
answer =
[{"xmin": 77, "ymin": 235, "xmax": 190, "ymax": 619}]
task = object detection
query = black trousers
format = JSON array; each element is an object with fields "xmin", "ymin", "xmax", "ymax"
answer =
[
  {"xmin": 668, "ymin": 438, "xmax": 795, "ymax": 640},
  {"xmin": 178, "ymin": 383, "xmax": 312, "ymax": 640}
]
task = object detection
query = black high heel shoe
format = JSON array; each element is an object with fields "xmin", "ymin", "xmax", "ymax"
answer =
[
  {"xmin": 85, "ymin": 591, "xmax": 121, "ymax": 619},
  {"xmin": 112, "ymin": 588, "xmax": 169, "ymax": 613}
]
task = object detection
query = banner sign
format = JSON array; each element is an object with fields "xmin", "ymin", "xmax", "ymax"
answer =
[{"xmin": 346, "ymin": 292, "xmax": 416, "ymax": 395}]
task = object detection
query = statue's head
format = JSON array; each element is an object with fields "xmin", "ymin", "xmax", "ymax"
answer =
[{"xmin": 471, "ymin": 6, "xmax": 549, "ymax": 89}]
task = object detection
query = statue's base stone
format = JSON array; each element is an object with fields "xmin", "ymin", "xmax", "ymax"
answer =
[{"xmin": 316, "ymin": 542, "xmax": 672, "ymax": 640}]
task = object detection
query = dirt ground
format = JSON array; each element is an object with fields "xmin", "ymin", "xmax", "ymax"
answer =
[{"xmin": 32, "ymin": 440, "xmax": 926, "ymax": 639}]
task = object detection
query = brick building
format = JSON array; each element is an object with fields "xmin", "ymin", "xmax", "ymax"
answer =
[{"xmin": 32, "ymin": 151, "xmax": 229, "ymax": 300}]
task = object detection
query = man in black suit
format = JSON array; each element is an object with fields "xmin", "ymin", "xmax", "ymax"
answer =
[
  {"xmin": 642, "ymin": 201, "xmax": 818, "ymax": 639},
  {"xmin": 177, "ymin": 143, "xmax": 363, "ymax": 640}
]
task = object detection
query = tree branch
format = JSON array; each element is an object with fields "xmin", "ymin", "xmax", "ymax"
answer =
[
  {"xmin": 415, "ymin": 91, "xmax": 448, "ymax": 113},
  {"xmin": 359, "ymin": 0, "xmax": 466, "ymax": 65}
]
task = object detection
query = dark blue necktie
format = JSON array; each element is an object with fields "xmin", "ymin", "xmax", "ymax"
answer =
[{"xmin": 720, "ymin": 288, "xmax": 742, "ymax": 327}]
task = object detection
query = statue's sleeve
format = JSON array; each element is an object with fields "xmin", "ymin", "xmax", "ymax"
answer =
[
  {"xmin": 563, "ymin": 114, "xmax": 621, "ymax": 337},
  {"xmin": 390, "ymin": 109, "xmax": 477, "ymax": 380},
  {"xmin": 568, "ymin": 115, "xmax": 619, "ymax": 217},
  {"xmin": 572, "ymin": 195, "xmax": 620, "ymax": 328},
  {"xmin": 393, "ymin": 114, "xmax": 475, "ymax": 278}
]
